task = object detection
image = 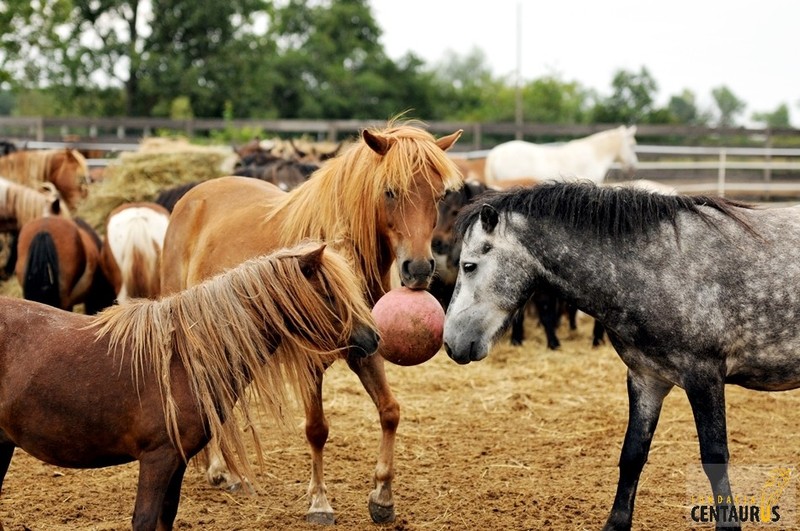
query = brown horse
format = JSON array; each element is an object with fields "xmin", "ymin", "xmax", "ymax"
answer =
[
  {"xmin": 100, "ymin": 202, "xmax": 170, "ymax": 303},
  {"xmin": 162, "ymin": 120, "xmax": 463, "ymax": 524},
  {"xmin": 16, "ymin": 215, "xmax": 115, "ymax": 314},
  {"xmin": 0, "ymin": 148, "xmax": 89, "ymax": 211},
  {"xmin": 0, "ymin": 243, "xmax": 379, "ymax": 531}
]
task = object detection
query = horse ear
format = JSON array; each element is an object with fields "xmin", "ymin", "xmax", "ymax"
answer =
[
  {"xmin": 436, "ymin": 130, "xmax": 463, "ymax": 152},
  {"xmin": 299, "ymin": 244, "xmax": 326, "ymax": 278},
  {"xmin": 479, "ymin": 204, "xmax": 499, "ymax": 233},
  {"xmin": 363, "ymin": 130, "xmax": 395, "ymax": 156},
  {"xmin": 628, "ymin": 125, "xmax": 638, "ymax": 136}
]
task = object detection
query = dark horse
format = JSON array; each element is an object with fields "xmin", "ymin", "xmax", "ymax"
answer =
[
  {"xmin": 442, "ymin": 181, "xmax": 797, "ymax": 531},
  {"xmin": 430, "ymin": 179, "xmax": 585, "ymax": 349}
]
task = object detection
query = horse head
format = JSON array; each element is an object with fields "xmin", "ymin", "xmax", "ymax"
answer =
[
  {"xmin": 363, "ymin": 126, "xmax": 463, "ymax": 290},
  {"xmin": 616, "ymin": 125, "xmax": 639, "ymax": 176}
]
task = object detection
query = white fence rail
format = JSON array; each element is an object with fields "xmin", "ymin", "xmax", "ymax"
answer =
[{"xmin": 456, "ymin": 145, "xmax": 800, "ymax": 199}]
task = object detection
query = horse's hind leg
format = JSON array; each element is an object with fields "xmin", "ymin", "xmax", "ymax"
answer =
[
  {"xmin": 347, "ymin": 354, "xmax": 399, "ymax": 524},
  {"xmin": 510, "ymin": 307, "xmax": 526, "ymax": 345},
  {"xmin": 603, "ymin": 368, "xmax": 673, "ymax": 531},
  {"xmin": 686, "ymin": 374, "xmax": 739, "ymax": 531}
]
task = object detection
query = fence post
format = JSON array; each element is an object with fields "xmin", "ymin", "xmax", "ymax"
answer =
[{"xmin": 717, "ymin": 149, "xmax": 727, "ymax": 197}]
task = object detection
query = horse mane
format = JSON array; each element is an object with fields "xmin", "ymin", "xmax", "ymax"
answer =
[
  {"xmin": 0, "ymin": 177, "xmax": 68, "ymax": 227},
  {"xmin": 0, "ymin": 149, "xmax": 86, "ymax": 188},
  {"xmin": 91, "ymin": 242, "xmax": 375, "ymax": 483},
  {"xmin": 266, "ymin": 119, "xmax": 463, "ymax": 291},
  {"xmin": 456, "ymin": 181, "xmax": 758, "ymax": 241}
]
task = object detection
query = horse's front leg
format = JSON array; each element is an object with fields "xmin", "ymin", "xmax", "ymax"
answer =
[
  {"xmin": 603, "ymin": 368, "xmax": 673, "ymax": 531},
  {"xmin": 132, "ymin": 449, "xmax": 183, "ymax": 531},
  {"xmin": 305, "ymin": 367, "xmax": 336, "ymax": 524},
  {"xmin": 686, "ymin": 373, "xmax": 738, "ymax": 531},
  {"xmin": 347, "ymin": 352, "xmax": 399, "ymax": 524}
]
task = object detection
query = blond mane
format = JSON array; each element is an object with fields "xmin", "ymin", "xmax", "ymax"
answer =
[
  {"xmin": 92, "ymin": 242, "xmax": 375, "ymax": 482},
  {"xmin": 0, "ymin": 149, "xmax": 81, "ymax": 183},
  {"xmin": 266, "ymin": 120, "xmax": 462, "ymax": 292},
  {"xmin": 0, "ymin": 177, "xmax": 68, "ymax": 227}
]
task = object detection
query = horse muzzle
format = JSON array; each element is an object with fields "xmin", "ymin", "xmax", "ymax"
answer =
[
  {"xmin": 348, "ymin": 324, "xmax": 380, "ymax": 359},
  {"xmin": 399, "ymin": 258, "xmax": 435, "ymax": 289}
]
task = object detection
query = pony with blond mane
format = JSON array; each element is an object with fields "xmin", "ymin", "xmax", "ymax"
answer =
[
  {"xmin": 484, "ymin": 125, "xmax": 638, "ymax": 185},
  {"xmin": 0, "ymin": 242, "xmax": 379, "ymax": 531},
  {"xmin": 162, "ymin": 119, "xmax": 463, "ymax": 524},
  {"xmin": 0, "ymin": 177, "xmax": 67, "ymax": 231},
  {"xmin": 0, "ymin": 149, "xmax": 89, "ymax": 211}
]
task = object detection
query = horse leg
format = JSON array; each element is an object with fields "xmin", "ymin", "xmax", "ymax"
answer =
[
  {"xmin": 533, "ymin": 291, "xmax": 560, "ymax": 350},
  {"xmin": 132, "ymin": 450, "xmax": 182, "ymax": 531},
  {"xmin": 603, "ymin": 369, "xmax": 673, "ymax": 531},
  {"xmin": 592, "ymin": 320, "xmax": 606, "ymax": 347},
  {"xmin": 566, "ymin": 300, "xmax": 578, "ymax": 331},
  {"xmin": 509, "ymin": 306, "xmax": 526, "ymax": 346},
  {"xmin": 347, "ymin": 354, "xmax": 399, "ymax": 524},
  {"xmin": 686, "ymin": 375, "xmax": 739, "ymax": 531},
  {"xmin": 304, "ymin": 368, "xmax": 335, "ymax": 524},
  {"xmin": 203, "ymin": 440, "xmax": 247, "ymax": 492},
  {"xmin": 159, "ymin": 463, "xmax": 187, "ymax": 530},
  {"xmin": 0, "ymin": 437, "xmax": 15, "ymax": 491}
]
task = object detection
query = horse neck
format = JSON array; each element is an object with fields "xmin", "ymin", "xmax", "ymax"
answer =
[
  {"xmin": 272, "ymin": 163, "xmax": 388, "ymax": 295},
  {"xmin": 522, "ymin": 217, "xmax": 635, "ymax": 318}
]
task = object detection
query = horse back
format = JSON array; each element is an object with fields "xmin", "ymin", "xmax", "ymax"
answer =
[{"xmin": 161, "ymin": 176, "xmax": 286, "ymax": 294}]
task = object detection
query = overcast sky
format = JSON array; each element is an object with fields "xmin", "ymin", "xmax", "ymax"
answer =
[{"xmin": 371, "ymin": 0, "xmax": 798, "ymax": 125}]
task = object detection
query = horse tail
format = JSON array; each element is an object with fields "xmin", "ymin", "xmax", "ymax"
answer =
[
  {"xmin": 22, "ymin": 231, "xmax": 61, "ymax": 308},
  {"xmin": 125, "ymin": 243, "xmax": 160, "ymax": 299}
]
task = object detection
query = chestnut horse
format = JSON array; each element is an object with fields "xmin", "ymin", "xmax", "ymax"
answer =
[
  {"xmin": 100, "ymin": 202, "xmax": 170, "ymax": 303},
  {"xmin": 0, "ymin": 148, "xmax": 89, "ymax": 211},
  {"xmin": 16, "ymin": 216, "xmax": 115, "ymax": 314},
  {"xmin": 162, "ymin": 120, "xmax": 463, "ymax": 524},
  {"xmin": 0, "ymin": 243, "xmax": 379, "ymax": 531}
]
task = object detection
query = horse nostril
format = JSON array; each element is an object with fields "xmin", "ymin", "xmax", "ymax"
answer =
[{"xmin": 401, "ymin": 260, "xmax": 411, "ymax": 277}]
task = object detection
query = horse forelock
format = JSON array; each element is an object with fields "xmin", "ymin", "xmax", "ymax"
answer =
[
  {"xmin": 454, "ymin": 181, "xmax": 757, "ymax": 242},
  {"xmin": 269, "ymin": 123, "xmax": 462, "ymax": 291},
  {"xmin": 91, "ymin": 242, "xmax": 373, "ymax": 482}
]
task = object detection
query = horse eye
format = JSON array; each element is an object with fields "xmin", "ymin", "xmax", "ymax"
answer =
[
  {"xmin": 462, "ymin": 262, "xmax": 477, "ymax": 274},
  {"xmin": 385, "ymin": 189, "xmax": 396, "ymax": 200}
]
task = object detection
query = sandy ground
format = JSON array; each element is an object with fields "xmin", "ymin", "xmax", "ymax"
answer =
[{"xmin": 2, "ymin": 314, "xmax": 800, "ymax": 531}]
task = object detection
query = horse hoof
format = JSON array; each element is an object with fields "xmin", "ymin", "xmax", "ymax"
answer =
[
  {"xmin": 368, "ymin": 501, "xmax": 395, "ymax": 524},
  {"xmin": 306, "ymin": 511, "xmax": 336, "ymax": 525}
]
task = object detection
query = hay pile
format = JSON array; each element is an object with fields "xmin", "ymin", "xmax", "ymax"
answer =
[{"xmin": 77, "ymin": 138, "xmax": 239, "ymax": 231}]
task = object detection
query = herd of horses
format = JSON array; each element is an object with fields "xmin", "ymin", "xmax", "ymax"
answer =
[{"xmin": 0, "ymin": 121, "xmax": 786, "ymax": 531}]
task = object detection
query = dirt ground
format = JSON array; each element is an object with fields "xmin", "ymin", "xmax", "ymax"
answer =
[{"xmin": 3, "ymin": 313, "xmax": 800, "ymax": 531}]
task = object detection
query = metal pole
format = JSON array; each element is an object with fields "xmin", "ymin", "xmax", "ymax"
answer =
[{"xmin": 514, "ymin": 2, "xmax": 523, "ymax": 140}]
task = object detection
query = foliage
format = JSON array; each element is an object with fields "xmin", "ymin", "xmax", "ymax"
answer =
[
  {"xmin": 0, "ymin": 0, "xmax": 789, "ymax": 130},
  {"xmin": 711, "ymin": 85, "xmax": 747, "ymax": 127},
  {"xmin": 752, "ymin": 103, "xmax": 791, "ymax": 128}
]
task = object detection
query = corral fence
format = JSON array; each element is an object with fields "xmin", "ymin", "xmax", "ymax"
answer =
[{"xmin": 4, "ymin": 117, "xmax": 800, "ymax": 201}]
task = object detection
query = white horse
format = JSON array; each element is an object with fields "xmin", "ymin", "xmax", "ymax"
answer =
[
  {"xmin": 100, "ymin": 202, "xmax": 170, "ymax": 303},
  {"xmin": 484, "ymin": 125, "xmax": 638, "ymax": 185}
]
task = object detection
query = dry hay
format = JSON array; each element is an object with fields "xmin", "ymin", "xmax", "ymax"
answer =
[{"xmin": 77, "ymin": 138, "xmax": 239, "ymax": 232}]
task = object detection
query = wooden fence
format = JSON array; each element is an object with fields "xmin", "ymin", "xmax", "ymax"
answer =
[{"xmin": 5, "ymin": 117, "xmax": 800, "ymax": 201}]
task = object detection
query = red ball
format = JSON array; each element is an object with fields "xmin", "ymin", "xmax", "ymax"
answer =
[{"xmin": 372, "ymin": 287, "xmax": 445, "ymax": 366}]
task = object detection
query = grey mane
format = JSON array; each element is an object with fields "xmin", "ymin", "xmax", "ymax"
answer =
[{"xmin": 455, "ymin": 181, "xmax": 757, "ymax": 240}]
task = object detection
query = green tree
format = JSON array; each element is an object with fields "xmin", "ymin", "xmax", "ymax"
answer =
[
  {"xmin": 590, "ymin": 67, "xmax": 660, "ymax": 124},
  {"xmin": 522, "ymin": 75, "xmax": 589, "ymax": 124},
  {"xmin": 711, "ymin": 85, "xmax": 746, "ymax": 127},
  {"xmin": 751, "ymin": 103, "xmax": 791, "ymax": 128}
]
